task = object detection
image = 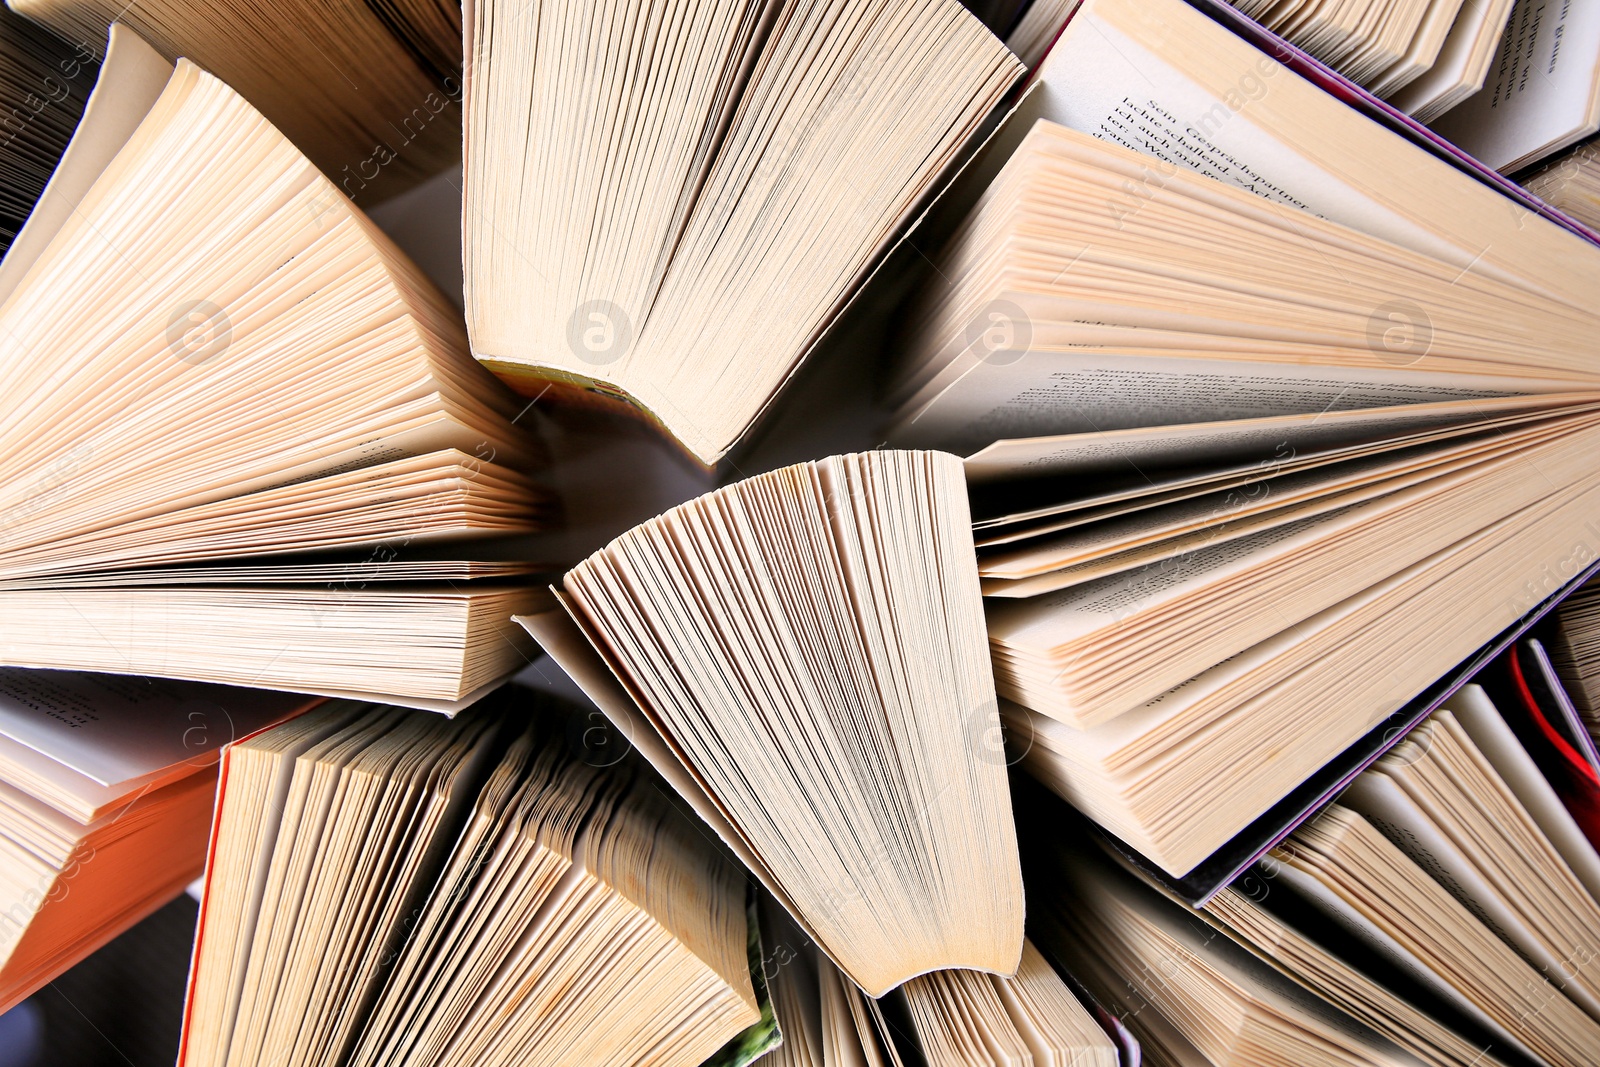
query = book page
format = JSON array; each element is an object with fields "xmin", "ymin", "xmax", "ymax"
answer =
[
  {"xmin": 893, "ymin": 347, "xmax": 1547, "ymax": 456},
  {"xmin": 1271, "ymin": 857, "xmax": 1546, "ymax": 1063},
  {"xmin": 1389, "ymin": 0, "xmax": 1517, "ymax": 118},
  {"xmin": 1448, "ymin": 686, "xmax": 1600, "ymax": 903},
  {"xmin": 987, "ymin": 504, "xmax": 1362, "ymax": 652},
  {"xmin": 0, "ymin": 24, "xmax": 173, "ymax": 308},
  {"xmin": 513, "ymin": 608, "xmax": 836, "ymax": 969},
  {"xmin": 1339, "ymin": 770, "xmax": 1600, "ymax": 1018},
  {"xmin": 1031, "ymin": 0, "xmax": 1600, "ymax": 309},
  {"xmin": 1090, "ymin": 869, "xmax": 1417, "ymax": 1059},
  {"xmin": 0, "ymin": 670, "xmax": 312, "ymax": 788},
  {"xmin": 972, "ymin": 407, "xmax": 1575, "ymax": 533},
  {"xmin": 1431, "ymin": 0, "xmax": 1600, "ymax": 170},
  {"xmin": 963, "ymin": 394, "xmax": 1580, "ymax": 482}
]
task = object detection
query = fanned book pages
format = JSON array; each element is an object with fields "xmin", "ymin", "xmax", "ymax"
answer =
[
  {"xmin": 996, "ymin": 436, "xmax": 1600, "ymax": 874},
  {"xmin": 1335, "ymin": 709, "xmax": 1600, "ymax": 1026},
  {"xmin": 1221, "ymin": 0, "xmax": 1518, "ymax": 121},
  {"xmin": 463, "ymin": 0, "xmax": 1023, "ymax": 465},
  {"xmin": 0, "ymin": 4, "xmax": 91, "ymax": 254},
  {"xmin": 761, "ymin": 913, "xmax": 1117, "ymax": 1067},
  {"xmin": 1263, "ymin": 808, "xmax": 1600, "ymax": 1067},
  {"xmin": 990, "ymin": 0, "xmax": 1600, "ymax": 312},
  {"xmin": 1445, "ymin": 683, "xmax": 1600, "ymax": 904},
  {"xmin": 883, "ymin": 113, "xmax": 1600, "ymax": 876},
  {"xmin": 889, "ymin": 120, "xmax": 1600, "ymax": 450},
  {"xmin": 1429, "ymin": 0, "xmax": 1600, "ymax": 170},
  {"xmin": 518, "ymin": 450, "xmax": 1023, "ymax": 996},
  {"xmin": 0, "ymin": 32, "xmax": 556, "ymax": 709},
  {"xmin": 898, "ymin": 940, "xmax": 1118, "ymax": 1066},
  {"xmin": 9, "ymin": 0, "xmax": 462, "ymax": 200},
  {"xmin": 0, "ymin": 671, "xmax": 313, "ymax": 1012},
  {"xmin": 1384, "ymin": 0, "xmax": 1518, "ymax": 122},
  {"xmin": 180, "ymin": 698, "xmax": 769, "ymax": 1067},
  {"xmin": 1525, "ymin": 140, "xmax": 1600, "ymax": 233},
  {"xmin": 1194, "ymin": 685, "xmax": 1600, "ymax": 1067},
  {"xmin": 1202, "ymin": 884, "xmax": 1522, "ymax": 1067},
  {"xmin": 1029, "ymin": 842, "xmax": 1433, "ymax": 1067},
  {"xmin": 921, "ymin": 0, "xmax": 1600, "ymax": 876},
  {"xmin": 1548, "ymin": 575, "xmax": 1600, "ymax": 748}
]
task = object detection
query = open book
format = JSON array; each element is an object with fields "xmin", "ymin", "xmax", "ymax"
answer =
[
  {"xmin": 1028, "ymin": 673, "xmax": 1600, "ymax": 1067},
  {"xmin": 890, "ymin": 123, "xmax": 1600, "ymax": 877},
  {"xmin": 1001, "ymin": 435, "xmax": 1600, "ymax": 876},
  {"xmin": 0, "ymin": 670, "xmax": 312, "ymax": 1013},
  {"xmin": 1524, "ymin": 141, "xmax": 1600, "ymax": 234},
  {"xmin": 12, "ymin": 0, "xmax": 462, "ymax": 200},
  {"xmin": 1268, "ymin": 805, "xmax": 1599, "ymax": 1066},
  {"xmin": 1079, "ymin": 682, "xmax": 1600, "ymax": 1067},
  {"xmin": 1031, "ymin": 839, "xmax": 1431, "ymax": 1067},
  {"xmin": 990, "ymin": 0, "xmax": 1600, "ymax": 308},
  {"xmin": 181, "ymin": 695, "xmax": 770, "ymax": 1067},
  {"xmin": 462, "ymin": 0, "xmax": 1022, "ymax": 465},
  {"xmin": 870, "ymin": 0, "xmax": 1600, "ymax": 880},
  {"xmin": 0, "ymin": 27, "xmax": 554, "ymax": 709},
  {"xmin": 762, "ymin": 902, "xmax": 1117, "ymax": 1067},
  {"xmin": 890, "ymin": 120, "xmax": 1598, "ymax": 452},
  {"xmin": 519, "ymin": 450, "xmax": 1023, "ymax": 996},
  {"xmin": 1219, "ymin": 0, "xmax": 1519, "ymax": 122}
]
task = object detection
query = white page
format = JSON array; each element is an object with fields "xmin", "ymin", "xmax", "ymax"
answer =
[
  {"xmin": 1431, "ymin": 0, "xmax": 1600, "ymax": 170},
  {"xmin": 893, "ymin": 346, "xmax": 1551, "ymax": 456},
  {"xmin": 1027, "ymin": 0, "xmax": 1600, "ymax": 310},
  {"xmin": 1272, "ymin": 857, "xmax": 1547, "ymax": 1064},
  {"xmin": 1340, "ymin": 770, "xmax": 1600, "ymax": 1020},
  {"xmin": 0, "ymin": 670, "xmax": 313, "ymax": 788},
  {"xmin": 962, "ymin": 394, "xmax": 1576, "ymax": 483},
  {"xmin": 1448, "ymin": 685, "xmax": 1600, "ymax": 905}
]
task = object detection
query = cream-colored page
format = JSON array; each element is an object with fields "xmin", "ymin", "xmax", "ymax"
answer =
[
  {"xmin": 1036, "ymin": 0, "xmax": 1600, "ymax": 309},
  {"xmin": 1388, "ymin": 0, "xmax": 1516, "ymax": 117},
  {"xmin": 1431, "ymin": 0, "xmax": 1600, "ymax": 170},
  {"xmin": 0, "ymin": 24, "xmax": 174, "ymax": 306}
]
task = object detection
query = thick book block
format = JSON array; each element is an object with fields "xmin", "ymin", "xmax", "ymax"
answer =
[
  {"xmin": 12, "ymin": 0, "xmax": 462, "ymax": 200},
  {"xmin": 873, "ymin": 1, "xmax": 1600, "ymax": 878},
  {"xmin": 463, "ymin": 0, "xmax": 1022, "ymax": 464},
  {"xmin": 532, "ymin": 449, "xmax": 1023, "ymax": 996},
  {"xmin": 181, "ymin": 700, "xmax": 764, "ymax": 1067},
  {"xmin": 0, "ymin": 31, "xmax": 553, "ymax": 707},
  {"xmin": 0, "ymin": 671, "xmax": 312, "ymax": 1013}
]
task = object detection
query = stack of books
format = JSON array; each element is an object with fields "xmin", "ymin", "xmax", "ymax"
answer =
[{"xmin": 0, "ymin": 1, "xmax": 1597, "ymax": 1065}]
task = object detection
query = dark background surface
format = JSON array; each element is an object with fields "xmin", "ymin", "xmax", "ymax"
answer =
[{"xmin": 0, "ymin": 894, "xmax": 195, "ymax": 1067}]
